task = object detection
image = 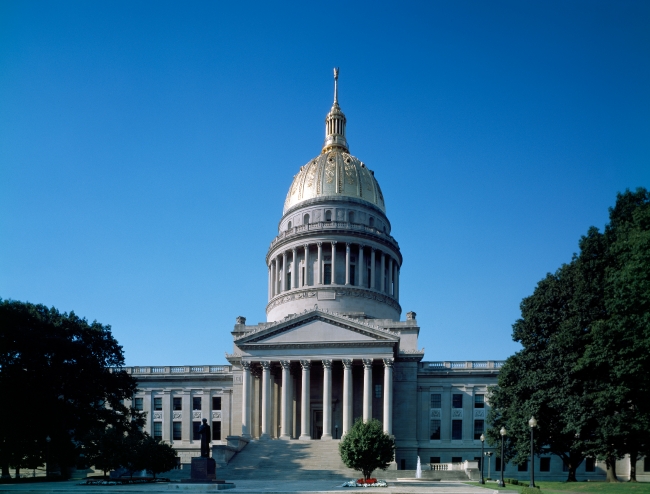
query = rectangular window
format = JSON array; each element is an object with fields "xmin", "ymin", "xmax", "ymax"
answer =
[
  {"xmin": 452, "ymin": 419, "xmax": 463, "ymax": 440},
  {"xmin": 585, "ymin": 458, "xmax": 595, "ymax": 472},
  {"xmin": 172, "ymin": 422, "xmax": 182, "ymax": 440},
  {"xmin": 212, "ymin": 421, "xmax": 221, "ymax": 441},
  {"xmin": 430, "ymin": 394, "xmax": 441, "ymax": 408},
  {"xmin": 374, "ymin": 384, "xmax": 382, "ymax": 398},
  {"xmin": 474, "ymin": 394, "xmax": 484, "ymax": 408},
  {"xmin": 173, "ymin": 397, "xmax": 182, "ymax": 411},
  {"xmin": 495, "ymin": 458, "xmax": 502, "ymax": 471},
  {"xmin": 474, "ymin": 419, "xmax": 484, "ymax": 440},
  {"xmin": 562, "ymin": 461, "xmax": 569, "ymax": 472},
  {"xmin": 133, "ymin": 397, "xmax": 143, "ymax": 411},
  {"xmin": 324, "ymin": 264, "xmax": 332, "ymax": 285},
  {"xmin": 452, "ymin": 456, "xmax": 462, "ymax": 463},
  {"xmin": 518, "ymin": 461, "xmax": 528, "ymax": 472},
  {"xmin": 153, "ymin": 422, "xmax": 162, "ymax": 440},
  {"xmin": 452, "ymin": 394, "xmax": 463, "ymax": 408},
  {"xmin": 644, "ymin": 457, "xmax": 650, "ymax": 472},
  {"xmin": 540, "ymin": 457, "xmax": 551, "ymax": 472},
  {"xmin": 212, "ymin": 396, "xmax": 221, "ymax": 410},
  {"xmin": 475, "ymin": 457, "xmax": 482, "ymax": 470},
  {"xmin": 430, "ymin": 457, "xmax": 440, "ymax": 464},
  {"xmin": 430, "ymin": 420, "xmax": 441, "ymax": 440},
  {"xmin": 154, "ymin": 397, "xmax": 162, "ymax": 411},
  {"xmin": 193, "ymin": 397, "xmax": 201, "ymax": 411},
  {"xmin": 193, "ymin": 421, "xmax": 201, "ymax": 441}
]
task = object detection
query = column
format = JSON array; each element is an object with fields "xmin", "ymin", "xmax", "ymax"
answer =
[
  {"xmin": 395, "ymin": 267, "xmax": 400, "ymax": 300},
  {"xmin": 331, "ymin": 241, "xmax": 337, "ymax": 285},
  {"xmin": 281, "ymin": 252, "xmax": 287, "ymax": 292},
  {"xmin": 280, "ymin": 360, "xmax": 291, "ymax": 439},
  {"xmin": 370, "ymin": 249, "xmax": 376, "ymax": 290},
  {"xmin": 383, "ymin": 358, "xmax": 394, "ymax": 435},
  {"xmin": 299, "ymin": 360, "xmax": 311, "ymax": 440},
  {"xmin": 380, "ymin": 252, "xmax": 386, "ymax": 293},
  {"xmin": 292, "ymin": 248, "xmax": 298, "ymax": 289},
  {"xmin": 317, "ymin": 243, "xmax": 323, "ymax": 285},
  {"xmin": 363, "ymin": 359, "xmax": 373, "ymax": 421},
  {"xmin": 260, "ymin": 361, "xmax": 271, "ymax": 440},
  {"xmin": 322, "ymin": 359, "xmax": 333, "ymax": 440},
  {"xmin": 357, "ymin": 245, "xmax": 364, "ymax": 287},
  {"xmin": 303, "ymin": 244, "xmax": 309, "ymax": 286},
  {"xmin": 241, "ymin": 362, "xmax": 252, "ymax": 439},
  {"xmin": 345, "ymin": 243, "xmax": 351, "ymax": 285},
  {"xmin": 388, "ymin": 257, "xmax": 393, "ymax": 297},
  {"xmin": 342, "ymin": 359, "xmax": 353, "ymax": 435},
  {"xmin": 271, "ymin": 259, "xmax": 276, "ymax": 298},
  {"xmin": 268, "ymin": 265, "xmax": 272, "ymax": 299}
]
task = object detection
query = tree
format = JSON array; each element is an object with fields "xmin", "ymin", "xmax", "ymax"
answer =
[
  {"xmin": 338, "ymin": 419, "xmax": 395, "ymax": 481},
  {"xmin": 140, "ymin": 436, "xmax": 178, "ymax": 478},
  {"xmin": 0, "ymin": 299, "xmax": 139, "ymax": 478}
]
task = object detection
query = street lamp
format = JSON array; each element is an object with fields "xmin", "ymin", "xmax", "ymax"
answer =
[
  {"xmin": 498, "ymin": 427, "xmax": 506, "ymax": 487},
  {"xmin": 485, "ymin": 451, "xmax": 493, "ymax": 480},
  {"xmin": 479, "ymin": 434, "xmax": 485, "ymax": 484},
  {"xmin": 529, "ymin": 416, "xmax": 537, "ymax": 488}
]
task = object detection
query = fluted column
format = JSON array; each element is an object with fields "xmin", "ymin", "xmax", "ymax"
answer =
[
  {"xmin": 322, "ymin": 359, "xmax": 333, "ymax": 440},
  {"xmin": 388, "ymin": 257, "xmax": 393, "ymax": 296},
  {"xmin": 342, "ymin": 359, "xmax": 353, "ymax": 435},
  {"xmin": 281, "ymin": 252, "xmax": 287, "ymax": 292},
  {"xmin": 357, "ymin": 245, "xmax": 364, "ymax": 287},
  {"xmin": 317, "ymin": 243, "xmax": 323, "ymax": 285},
  {"xmin": 280, "ymin": 360, "xmax": 291, "ymax": 439},
  {"xmin": 268, "ymin": 265, "xmax": 271, "ymax": 300},
  {"xmin": 370, "ymin": 249, "xmax": 376, "ymax": 290},
  {"xmin": 271, "ymin": 259, "xmax": 277, "ymax": 298},
  {"xmin": 260, "ymin": 361, "xmax": 271, "ymax": 440},
  {"xmin": 345, "ymin": 243, "xmax": 351, "ymax": 285},
  {"xmin": 383, "ymin": 358, "xmax": 394, "ymax": 435},
  {"xmin": 303, "ymin": 244, "xmax": 309, "ymax": 286},
  {"xmin": 380, "ymin": 251, "xmax": 386, "ymax": 293},
  {"xmin": 241, "ymin": 362, "xmax": 252, "ymax": 439},
  {"xmin": 331, "ymin": 241, "xmax": 337, "ymax": 285},
  {"xmin": 299, "ymin": 360, "xmax": 311, "ymax": 440},
  {"xmin": 395, "ymin": 267, "xmax": 400, "ymax": 300},
  {"xmin": 292, "ymin": 248, "xmax": 298, "ymax": 289},
  {"xmin": 363, "ymin": 359, "xmax": 373, "ymax": 421}
]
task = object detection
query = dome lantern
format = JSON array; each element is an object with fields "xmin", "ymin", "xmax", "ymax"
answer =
[{"xmin": 322, "ymin": 68, "xmax": 349, "ymax": 153}]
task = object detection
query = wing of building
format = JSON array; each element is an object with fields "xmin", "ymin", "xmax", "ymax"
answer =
[{"xmin": 125, "ymin": 72, "xmax": 641, "ymax": 481}]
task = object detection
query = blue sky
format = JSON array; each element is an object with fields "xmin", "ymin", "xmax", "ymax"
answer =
[{"xmin": 1, "ymin": 1, "xmax": 648, "ymax": 366}]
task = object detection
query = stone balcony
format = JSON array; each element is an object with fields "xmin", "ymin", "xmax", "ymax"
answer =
[{"xmin": 117, "ymin": 365, "xmax": 232, "ymax": 375}]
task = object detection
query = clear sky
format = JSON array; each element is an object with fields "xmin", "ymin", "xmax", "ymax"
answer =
[{"xmin": 1, "ymin": 1, "xmax": 648, "ymax": 366}]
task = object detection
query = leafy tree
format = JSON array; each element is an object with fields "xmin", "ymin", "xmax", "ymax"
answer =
[
  {"xmin": 0, "ymin": 299, "xmax": 139, "ymax": 478},
  {"xmin": 338, "ymin": 419, "xmax": 394, "ymax": 481},
  {"xmin": 140, "ymin": 436, "xmax": 178, "ymax": 478}
]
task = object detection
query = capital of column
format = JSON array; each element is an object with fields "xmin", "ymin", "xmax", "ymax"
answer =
[
  {"xmin": 358, "ymin": 244, "xmax": 365, "ymax": 249},
  {"xmin": 280, "ymin": 360, "xmax": 291, "ymax": 370},
  {"xmin": 331, "ymin": 241, "xmax": 337, "ymax": 246},
  {"xmin": 260, "ymin": 361, "xmax": 271, "ymax": 371},
  {"xmin": 300, "ymin": 360, "xmax": 311, "ymax": 370},
  {"xmin": 383, "ymin": 358, "xmax": 394, "ymax": 368},
  {"xmin": 303, "ymin": 244, "xmax": 309, "ymax": 250},
  {"xmin": 242, "ymin": 361, "xmax": 251, "ymax": 371},
  {"xmin": 317, "ymin": 242, "xmax": 322, "ymax": 247},
  {"xmin": 346, "ymin": 243, "xmax": 351, "ymax": 250},
  {"xmin": 322, "ymin": 359, "xmax": 332, "ymax": 368},
  {"xmin": 342, "ymin": 359, "xmax": 353, "ymax": 369},
  {"xmin": 362, "ymin": 359, "xmax": 373, "ymax": 369},
  {"xmin": 292, "ymin": 247, "xmax": 297, "ymax": 254}
]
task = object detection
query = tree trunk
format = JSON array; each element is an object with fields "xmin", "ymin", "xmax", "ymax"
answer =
[
  {"xmin": 628, "ymin": 452, "xmax": 638, "ymax": 482},
  {"xmin": 15, "ymin": 466, "xmax": 20, "ymax": 479},
  {"xmin": 1, "ymin": 462, "xmax": 10, "ymax": 479},
  {"xmin": 605, "ymin": 456, "xmax": 618, "ymax": 482},
  {"xmin": 566, "ymin": 465, "xmax": 577, "ymax": 482}
]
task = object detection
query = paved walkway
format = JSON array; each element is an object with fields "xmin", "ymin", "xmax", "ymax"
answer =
[{"xmin": 0, "ymin": 480, "xmax": 497, "ymax": 494}]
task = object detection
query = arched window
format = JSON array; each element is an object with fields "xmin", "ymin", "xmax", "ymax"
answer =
[
  {"xmin": 369, "ymin": 216, "xmax": 374, "ymax": 228},
  {"xmin": 303, "ymin": 213, "xmax": 310, "ymax": 225},
  {"xmin": 325, "ymin": 210, "xmax": 332, "ymax": 222},
  {"xmin": 348, "ymin": 211, "xmax": 355, "ymax": 224},
  {"xmin": 287, "ymin": 221, "xmax": 292, "ymax": 230}
]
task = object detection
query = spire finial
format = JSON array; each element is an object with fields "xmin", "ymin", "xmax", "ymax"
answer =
[{"xmin": 333, "ymin": 67, "xmax": 339, "ymax": 104}]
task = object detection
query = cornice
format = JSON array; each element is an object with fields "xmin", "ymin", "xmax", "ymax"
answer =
[{"xmin": 265, "ymin": 286, "xmax": 401, "ymax": 314}]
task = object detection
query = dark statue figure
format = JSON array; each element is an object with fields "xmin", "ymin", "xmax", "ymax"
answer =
[{"xmin": 198, "ymin": 418, "xmax": 211, "ymax": 458}]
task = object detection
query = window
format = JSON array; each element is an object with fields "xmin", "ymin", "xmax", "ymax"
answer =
[
  {"xmin": 430, "ymin": 394, "xmax": 441, "ymax": 408},
  {"xmin": 452, "ymin": 457, "xmax": 462, "ymax": 463},
  {"xmin": 475, "ymin": 457, "xmax": 482, "ymax": 470},
  {"xmin": 400, "ymin": 459, "xmax": 405, "ymax": 470},
  {"xmin": 324, "ymin": 264, "xmax": 332, "ymax": 285},
  {"xmin": 212, "ymin": 396, "xmax": 221, "ymax": 410},
  {"xmin": 286, "ymin": 272, "xmax": 291, "ymax": 290},
  {"xmin": 133, "ymin": 398, "xmax": 143, "ymax": 411},
  {"xmin": 173, "ymin": 397, "xmax": 182, "ymax": 411},
  {"xmin": 518, "ymin": 461, "xmax": 528, "ymax": 472},
  {"xmin": 430, "ymin": 420, "xmax": 441, "ymax": 440},
  {"xmin": 495, "ymin": 458, "xmax": 501, "ymax": 471},
  {"xmin": 287, "ymin": 221, "xmax": 292, "ymax": 229},
  {"xmin": 172, "ymin": 422, "xmax": 182, "ymax": 440},
  {"xmin": 303, "ymin": 213, "xmax": 310, "ymax": 225},
  {"xmin": 193, "ymin": 421, "xmax": 201, "ymax": 441},
  {"xmin": 452, "ymin": 420, "xmax": 463, "ymax": 440},
  {"xmin": 452, "ymin": 394, "xmax": 463, "ymax": 408},
  {"xmin": 430, "ymin": 457, "xmax": 440, "ymax": 464},
  {"xmin": 474, "ymin": 394, "xmax": 484, "ymax": 408},
  {"xmin": 154, "ymin": 397, "xmax": 162, "ymax": 411},
  {"xmin": 585, "ymin": 458, "xmax": 595, "ymax": 472},
  {"xmin": 349, "ymin": 211, "xmax": 355, "ymax": 223},
  {"xmin": 325, "ymin": 210, "xmax": 332, "ymax": 222},
  {"xmin": 644, "ymin": 457, "xmax": 650, "ymax": 472},
  {"xmin": 369, "ymin": 217, "xmax": 374, "ymax": 227},
  {"xmin": 540, "ymin": 458, "xmax": 551, "ymax": 472},
  {"xmin": 153, "ymin": 422, "xmax": 162, "ymax": 440},
  {"xmin": 374, "ymin": 384, "xmax": 382, "ymax": 398},
  {"xmin": 212, "ymin": 421, "xmax": 221, "ymax": 441},
  {"xmin": 350, "ymin": 265, "xmax": 356, "ymax": 285},
  {"xmin": 474, "ymin": 420, "xmax": 484, "ymax": 440},
  {"xmin": 193, "ymin": 397, "xmax": 201, "ymax": 411}
]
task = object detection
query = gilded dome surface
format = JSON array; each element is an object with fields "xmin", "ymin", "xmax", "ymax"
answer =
[{"xmin": 283, "ymin": 149, "xmax": 386, "ymax": 214}]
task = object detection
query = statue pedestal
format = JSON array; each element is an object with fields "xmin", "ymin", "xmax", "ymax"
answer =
[{"xmin": 190, "ymin": 457, "xmax": 216, "ymax": 481}]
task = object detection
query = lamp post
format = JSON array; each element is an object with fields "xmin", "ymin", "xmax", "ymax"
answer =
[
  {"xmin": 479, "ymin": 434, "xmax": 485, "ymax": 484},
  {"xmin": 485, "ymin": 451, "xmax": 493, "ymax": 480},
  {"xmin": 498, "ymin": 427, "xmax": 506, "ymax": 487},
  {"xmin": 529, "ymin": 416, "xmax": 537, "ymax": 488}
]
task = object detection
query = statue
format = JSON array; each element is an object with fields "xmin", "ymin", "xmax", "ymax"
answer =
[{"xmin": 198, "ymin": 418, "xmax": 211, "ymax": 458}]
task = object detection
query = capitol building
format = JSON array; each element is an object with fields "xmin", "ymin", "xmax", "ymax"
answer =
[{"xmin": 124, "ymin": 72, "xmax": 638, "ymax": 481}]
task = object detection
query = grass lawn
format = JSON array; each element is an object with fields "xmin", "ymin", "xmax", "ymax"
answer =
[{"xmin": 466, "ymin": 481, "xmax": 650, "ymax": 494}]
